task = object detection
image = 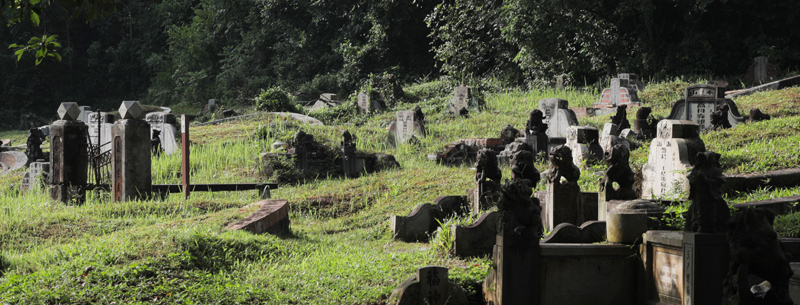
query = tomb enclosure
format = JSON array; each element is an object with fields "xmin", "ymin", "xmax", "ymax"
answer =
[{"xmin": 664, "ymin": 84, "xmax": 746, "ymax": 131}]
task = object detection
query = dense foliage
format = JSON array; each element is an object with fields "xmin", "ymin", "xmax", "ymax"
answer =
[{"xmin": 2, "ymin": 0, "xmax": 800, "ymax": 129}]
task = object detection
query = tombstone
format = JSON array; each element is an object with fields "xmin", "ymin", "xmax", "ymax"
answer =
[
  {"xmin": 642, "ymin": 231, "xmax": 685, "ymax": 304},
  {"xmin": 748, "ymin": 56, "xmax": 778, "ymax": 84},
  {"xmin": 388, "ymin": 110, "xmax": 425, "ymax": 146},
  {"xmin": 453, "ymin": 85, "xmax": 470, "ymax": 112},
  {"xmin": 357, "ymin": 92, "xmax": 371, "ymax": 114},
  {"xmin": 77, "ymin": 106, "xmax": 92, "ymax": 124},
  {"xmin": 392, "ymin": 197, "xmax": 469, "ymax": 242},
  {"xmin": 641, "ymin": 120, "xmax": 706, "ymax": 200},
  {"xmin": 451, "ymin": 211, "xmax": 499, "ymax": 258},
  {"xmin": 310, "ymin": 93, "xmax": 341, "ymax": 111},
  {"xmin": 111, "ymin": 101, "xmax": 152, "ymax": 202},
  {"xmin": 664, "ymin": 84, "xmax": 746, "ymax": 131},
  {"xmin": 225, "ymin": 200, "xmax": 290, "ymax": 235},
  {"xmin": 341, "ymin": 130, "xmax": 362, "ymax": 177},
  {"xmin": 483, "ymin": 179, "xmax": 542, "ymax": 305},
  {"xmin": 87, "ymin": 112, "xmax": 114, "ymax": 153},
  {"xmin": 204, "ymin": 99, "xmax": 218, "ymax": 113},
  {"xmin": 145, "ymin": 112, "xmax": 179, "ymax": 155},
  {"xmin": 21, "ymin": 161, "xmax": 49, "ymax": 191},
  {"xmin": 565, "ymin": 126, "xmax": 603, "ymax": 167},
  {"xmin": 388, "ymin": 266, "xmax": 469, "ymax": 305},
  {"xmin": 599, "ymin": 123, "xmax": 620, "ymax": 152},
  {"xmin": 538, "ymin": 98, "xmax": 579, "ymax": 138},
  {"xmin": 596, "ymin": 73, "xmax": 644, "ymax": 108},
  {"xmin": 49, "ymin": 102, "xmax": 89, "ymax": 204}
]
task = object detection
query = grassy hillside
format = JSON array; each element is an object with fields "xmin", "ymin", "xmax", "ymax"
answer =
[{"xmin": 1, "ymin": 80, "xmax": 799, "ymax": 304}]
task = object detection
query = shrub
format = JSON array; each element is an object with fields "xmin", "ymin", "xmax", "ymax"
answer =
[{"xmin": 255, "ymin": 88, "xmax": 302, "ymax": 113}]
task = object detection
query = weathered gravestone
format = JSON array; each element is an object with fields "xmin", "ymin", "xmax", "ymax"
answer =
[
  {"xmin": 664, "ymin": 84, "xmax": 746, "ymax": 131},
  {"xmin": 21, "ymin": 161, "xmax": 49, "ymax": 191},
  {"xmin": 0, "ymin": 151, "xmax": 28, "ymax": 174},
  {"xmin": 388, "ymin": 110, "xmax": 425, "ymax": 146},
  {"xmin": 538, "ymin": 98, "xmax": 579, "ymax": 139},
  {"xmin": 596, "ymin": 73, "xmax": 644, "ymax": 109},
  {"xmin": 77, "ymin": 106, "xmax": 92, "ymax": 124},
  {"xmin": 357, "ymin": 92, "xmax": 370, "ymax": 114},
  {"xmin": 50, "ymin": 102, "xmax": 89, "ymax": 204},
  {"xmin": 310, "ymin": 93, "xmax": 341, "ymax": 111},
  {"xmin": 391, "ymin": 196, "xmax": 469, "ymax": 242},
  {"xmin": 565, "ymin": 126, "xmax": 604, "ymax": 167},
  {"xmin": 451, "ymin": 211, "xmax": 499, "ymax": 258},
  {"xmin": 225, "ymin": 199, "xmax": 290, "ymax": 235},
  {"xmin": 145, "ymin": 112, "xmax": 179, "ymax": 155},
  {"xmin": 388, "ymin": 266, "xmax": 469, "ymax": 305},
  {"xmin": 87, "ymin": 112, "xmax": 114, "ymax": 153},
  {"xmin": 340, "ymin": 130, "xmax": 361, "ymax": 177},
  {"xmin": 641, "ymin": 120, "xmax": 706, "ymax": 200},
  {"xmin": 111, "ymin": 101, "xmax": 152, "ymax": 202},
  {"xmin": 447, "ymin": 85, "xmax": 483, "ymax": 114}
]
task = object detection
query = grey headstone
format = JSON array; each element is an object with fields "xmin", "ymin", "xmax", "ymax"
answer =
[
  {"xmin": 453, "ymin": 86, "xmax": 470, "ymax": 111},
  {"xmin": 565, "ymin": 126, "xmax": 603, "ymax": 167},
  {"xmin": 538, "ymin": 98, "xmax": 579, "ymax": 138},
  {"xmin": 391, "ymin": 203, "xmax": 432, "ymax": 242},
  {"xmin": 357, "ymin": 92, "xmax": 370, "ymax": 113},
  {"xmin": 395, "ymin": 111, "xmax": 415, "ymax": 144},
  {"xmin": 754, "ymin": 56, "xmax": 769, "ymax": 83},
  {"xmin": 389, "ymin": 266, "xmax": 468, "ymax": 305}
]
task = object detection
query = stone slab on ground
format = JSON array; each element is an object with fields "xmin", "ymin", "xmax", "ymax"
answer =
[{"xmin": 226, "ymin": 199, "xmax": 290, "ymax": 235}]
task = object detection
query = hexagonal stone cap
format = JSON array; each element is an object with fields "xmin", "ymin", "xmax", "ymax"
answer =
[
  {"xmin": 57, "ymin": 102, "xmax": 81, "ymax": 120},
  {"xmin": 119, "ymin": 101, "xmax": 144, "ymax": 120}
]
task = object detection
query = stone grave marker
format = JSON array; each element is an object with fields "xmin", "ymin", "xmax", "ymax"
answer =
[
  {"xmin": 565, "ymin": 126, "xmax": 603, "ymax": 167},
  {"xmin": 641, "ymin": 120, "xmax": 706, "ymax": 200},
  {"xmin": 357, "ymin": 92, "xmax": 370, "ymax": 113},
  {"xmin": 664, "ymin": 84, "xmax": 746, "ymax": 131},
  {"xmin": 145, "ymin": 112, "xmax": 178, "ymax": 155},
  {"xmin": 453, "ymin": 85, "xmax": 470, "ymax": 111},
  {"xmin": 753, "ymin": 56, "xmax": 771, "ymax": 83},
  {"xmin": 389, "ymin": 110, "xmax": 425, "ymax": 146},
  {"xmin": 451, "ymin": 211, "xmax": 498, "ymax": 258},
  {"xmin": 77, "ymin": 106, "xmax": 92, "ymax": 124},
  {"xmin": 595, "ymin": 73, "xmax": 644, "ymax": 110},
  {"xmin": 87, "ymin": 112, "xmax": 114, "ymax": 153},
  {"xmin": 225, "ymin": 200, "xmax": 290, "ymax": 235},
  {"xmin": 388, "ymin": 266, "xmax": 468, "ymax": 305},
  {"xmin": 538, "ymin": 98, "xmax": 579, "ymax": 138},
  {"xmin": 20, "ymin": 161, "xmax": 49, "ymax": 191}
]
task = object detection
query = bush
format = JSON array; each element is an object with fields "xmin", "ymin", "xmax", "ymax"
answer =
[{"xmin": 255, "ymin": 88, "xmax": 303, "ymax": 113}]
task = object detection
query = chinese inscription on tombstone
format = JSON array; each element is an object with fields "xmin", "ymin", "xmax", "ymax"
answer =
[
  {"xmin": 357, "ymin": 92, "xmax": 370, "ymax": 113},
  {"xmin": 641, "ymin": 120, "xmax": 706, "ymax": 199},
  {"xmin": 395, "ymin": 111, "xmax": 414, "ymax": 144}
]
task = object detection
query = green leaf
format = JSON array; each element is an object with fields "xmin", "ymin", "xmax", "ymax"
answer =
[
  {"xmin": 8, "ymin": 44, "xmax": 18, "ymax": 48},
  {"xmin": 29, "ymin": 0, "xmax": 40, "ymax": 5},
  {"xmin": 35, "ymin": 48, "xmax": 44, "ymax": 58},
  {"xmin": 14, "ymin": 49, "xmax": 24, "ymax": 61},
  {"xmin": 45, "ymin": 34, "xmax": 57, "ymax": 44},
  {"xmin": 29, "ymin": 11, "xmax": 39, "ymax": 26},
  {"xmin": 35, "ymin": 57, "xmax": 42, "ymax": 65}
]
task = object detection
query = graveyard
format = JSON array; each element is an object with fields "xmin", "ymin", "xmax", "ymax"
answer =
[{"xmin": 1, "ymin": 77, "xmax": 800, "ymax": 304}]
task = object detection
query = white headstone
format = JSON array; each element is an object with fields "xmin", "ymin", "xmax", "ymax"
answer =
[
  {"xmin": 600, "ymin": 123, "xmax": 620, "ymax": 151},
  {"xmin": 395, "ymin": 111, "xmax": 415, "ymax": 144},
  {"xmin": 87, "ymin": 112, "xmax": 113, "ymax": 153},
  {"xmin": 641, "ymin": 120, "xmax": 705, "ymax": 199},
  {"xmin": 538, "ymin": 98, "xmax": 579, "ymax": 138},
  {"xmin": 357, "ymin": 92, "xmax": 370, "ymax": 113},
  {"xmin": 77, "ymin": 106, "xmax": 92, "ymax": 124},
  {"xmin": 565, "ymin": 126, "xmax": 603, "ymax": 167}
]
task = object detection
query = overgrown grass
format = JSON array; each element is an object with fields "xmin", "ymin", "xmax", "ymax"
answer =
[{"xmin": 2, "ymin": 79, "xmax": 800, "ymax": 304}]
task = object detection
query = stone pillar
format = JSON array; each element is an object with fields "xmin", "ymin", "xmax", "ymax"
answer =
[
  {"xmin": 545, "ymin": 181, "xmax": 581, "ymax": 232},
  {"xmin": 485, "ymin": 212, "xmax": 540, "ymax": 305},
  {"xmin": 49, "ymin": 102, "xmax": 89, "ymax": 204},
  {"xmin": 682, "ymin": 232, "xmax": 730, "ymax": 305},
  {"xmin": 111, "ymin": 101, "xmax": 152, "ymax": 202}
]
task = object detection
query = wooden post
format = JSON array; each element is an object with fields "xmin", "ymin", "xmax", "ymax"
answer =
[{"xmin": 181, "ymin": 115, "xmax": 190, "ymax": 199}]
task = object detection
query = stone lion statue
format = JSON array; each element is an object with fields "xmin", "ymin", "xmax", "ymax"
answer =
[
  {"xmin": 475, "ymin": 148, "xmax": 502, "ymax": 183},
  {"xmin": 724, "ymin": 208, "xmax": 794, "ymax": 305},
  {"xmin": 546, "ymin": 145, "xmax": 580, "ymax": 184},
  {"xmin": 511, "ymin": 150, "xmax": 539, "ymax": 187},
  {"xmin": 600, "ymin": 144, "xmax": 637, "ymax": 200},
  {"xmin": 685, "ymin": 151, "xmax": 729, "ymax": 233}
]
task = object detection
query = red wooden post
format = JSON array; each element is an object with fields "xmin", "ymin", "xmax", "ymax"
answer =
[{"xmin": 181, "ymin": 115, "xmax": 190, "ymax": 199}]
